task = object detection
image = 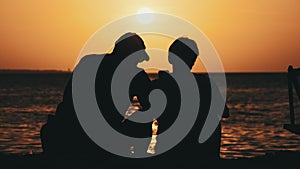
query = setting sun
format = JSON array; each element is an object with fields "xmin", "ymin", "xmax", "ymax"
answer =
[{"xmin": 137, "ymin": 7, "xmax": 155, "ymax": 24}]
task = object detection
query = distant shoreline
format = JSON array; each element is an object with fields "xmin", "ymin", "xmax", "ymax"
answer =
[
  {"xmin": 0, "ymin": 69, "xmax": 286, "ymax": 75},
  {"xmin": 0, "ymin": 69, "xmax": 71, "ymax": 74}
]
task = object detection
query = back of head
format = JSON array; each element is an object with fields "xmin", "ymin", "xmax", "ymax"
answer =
[
  {"xmin": 169, "ymin": 37, "xmax": 199, "ymax": 69},
  {"xmin": 113, "ymin": 32, "xmax": 146, "ymax": 58}
]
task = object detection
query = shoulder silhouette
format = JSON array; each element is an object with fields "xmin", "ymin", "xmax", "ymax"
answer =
[{"xmin": 40, "ymin": 32, "xmax": 151, "ymax": 157}]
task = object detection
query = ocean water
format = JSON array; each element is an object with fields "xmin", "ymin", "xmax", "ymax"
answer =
[{"xmin": 0, "ymin": 72, "xmax": 300, "ymax": 159}]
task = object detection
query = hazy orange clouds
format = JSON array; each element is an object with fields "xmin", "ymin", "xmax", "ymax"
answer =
[{"xmin": 0, "ymin": 0, "xmax": 300, "ymax": 72}]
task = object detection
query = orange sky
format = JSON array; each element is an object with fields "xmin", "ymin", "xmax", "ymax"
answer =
[{"xmin": 0, "ymin": 0, "xmax": 300, "ymax": 72}]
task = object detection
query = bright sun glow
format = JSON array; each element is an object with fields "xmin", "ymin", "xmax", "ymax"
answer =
[{"xmin": 137, "ymin": 7, "xmax": 155, "ymax": 24}]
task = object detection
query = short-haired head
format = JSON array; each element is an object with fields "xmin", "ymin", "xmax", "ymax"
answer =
[
  {"xmin": 169, "ymin": 37, "xmax": 199, "ymax": 69},
  {"xmin": 113, "ymin": 32, "xmax": 146, "ymax": 56}
]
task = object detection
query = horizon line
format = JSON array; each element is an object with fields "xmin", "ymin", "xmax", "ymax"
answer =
[{"xmin": 0, "ymin": 68, "xmax": 287, "ymax": 74}]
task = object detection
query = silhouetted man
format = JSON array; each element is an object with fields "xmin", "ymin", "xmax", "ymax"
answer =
[
  {"xmin": 130, "ymin": 37, "xmax": 229, "ymax": 160},
  {"xmin": 40, "ymin": 32, "xmax": 152, "ymax": 157},
  {"xmin": 166, "ymin": 37, "xmax": 229, "ymax": 160}
]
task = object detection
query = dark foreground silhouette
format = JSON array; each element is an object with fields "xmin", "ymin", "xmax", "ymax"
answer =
[
  {"xmin": 41, "ymin": 32, "xmax": 151, "ymax": 157},
  {"xmin": 1, "ymin": 151, "xmax": 300, "ymax": 169},
  {"xmin": 129, "ymin": 37, "xmax": 230, "ymax": 160},
  {"xmin": 40, "ymin": 33, "xmax": 229, "ymax": 163}
]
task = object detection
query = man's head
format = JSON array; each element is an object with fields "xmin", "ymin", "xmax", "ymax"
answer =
[
  {"xmin": 168, "ymin": 37, "xmax": 199, "ymax": 69},
  {"xmin": 113, "ymin": 32, "xmax": 149, "ymax": 62}
]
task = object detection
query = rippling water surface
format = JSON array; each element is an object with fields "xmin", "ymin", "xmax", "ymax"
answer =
[
  {"xmin": 221, "ymin": 73, "xmax": 300, "ymax": 159},
  {"xmin": 0, "ymin": 72, "xmax": 300, "ymax": 159}
]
